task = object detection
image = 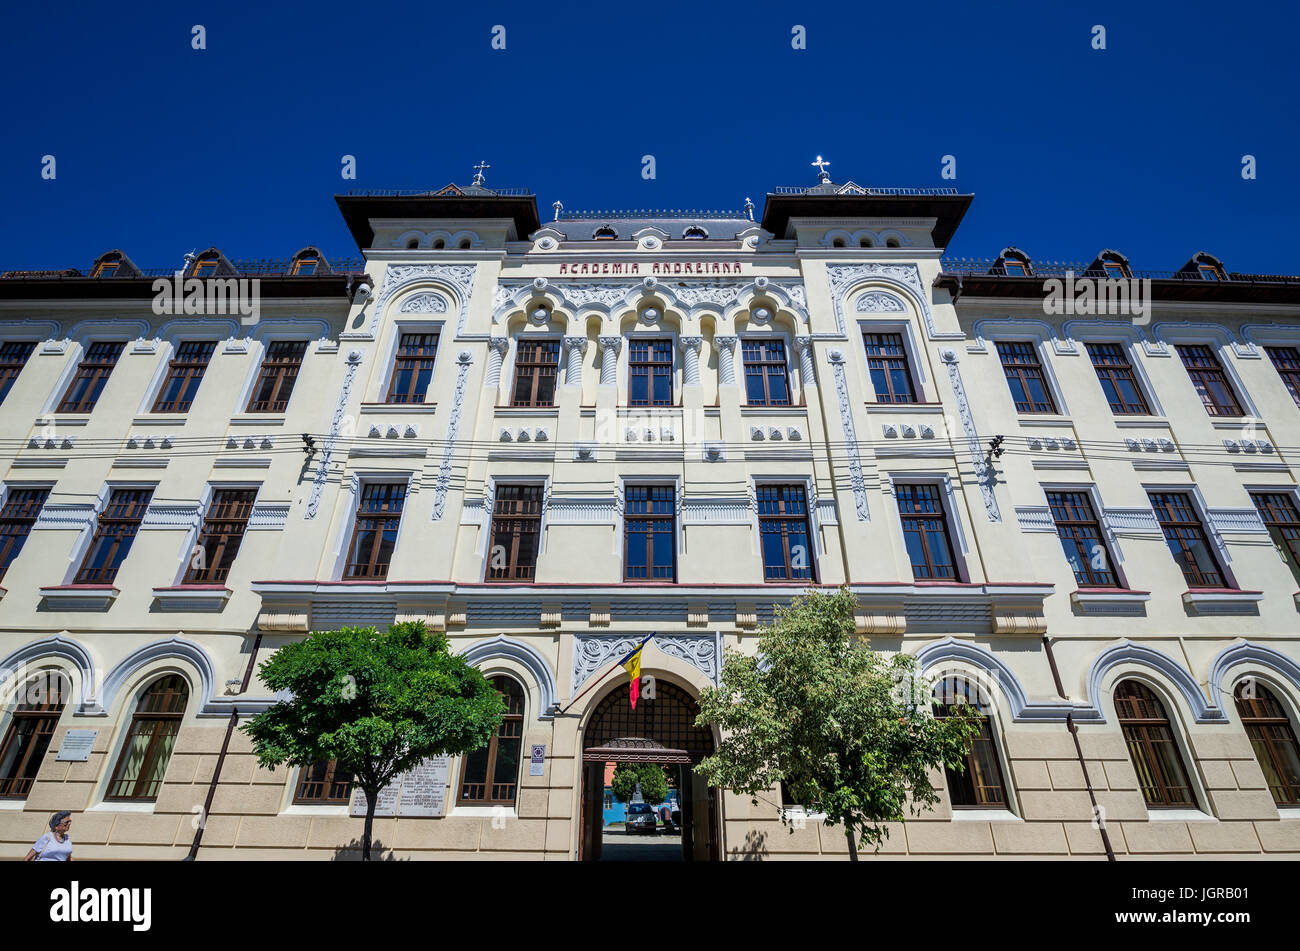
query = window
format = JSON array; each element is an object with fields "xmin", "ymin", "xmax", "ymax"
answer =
[
  {"xmin": 0, "ymin": 673, "xmax": 68, "ymax": 800},
  {"xmin": 624, "ymin": 485, "xmax": 675, "ymax": 581},
  {"xmin": 932, "ymin": 676, "xmax": 1008, "ymax": 808},
  {"xmin": 1148, "ymin": 491, "xmax": 1226, "ymax": 588},
  {"xmin": 294, "ymin": 759, "xmax": 353, "ymax": 805},
  {"xmin": 1046, "ymin": 490, "xmax": 1118, "ymax": 586},
  {"xmin": 192, "ymin": 255, "xmax": 218, "ymax": 277},
  {"xmin": 1234, "ymin": 681, "xmax": 1300, "ymax": 806},
  {"xmin": 344, "ymin": 483, "xmax": 406, "ymax": 579},
  {"xmin": 863, "ymin": 332, "xmax": 917, "ymax": 403},
  {"xmin": 152, "ymin": 340, "xmax": 216, "ymax": 413},
  {"xmin": 1266, "ymin": 346, "xmax": 1300, "ymax": 408},
  {"xmin": 385, "ymin": 333, "xmax": 439, "ymax": 404},
  {"xmin": 457, "ymin": 677, "xmax": 524, "ymax": 805},
  {"xmin": 1115, "ymin": 680, "xmax": 1194, "ymax": 808},
  {"xmin": 742, "ymin": 338, "xmax": 791, "ymax": 406},
  {"xmin": 1002, "ymin": 258, "xmax": 1029, "ymax": 276},
  {"xmin": 683, "ymin": 227, "xmax": 706, "ymax": 240},
  {"xmin": 628, "ymin": 338, "xmax": 673, "ymax": 407},
  {"xmin": 0, "ymin": 341, "xmax": 37, "ymax": 404},
  {"xmin": 1086, "ymin": 342, "xmax": 1150, "ymax": 415},
  {"xmin": 996, "ymin": 341, "xmax": 1057, "ymax": 414},
  {"xmin": 1177, "ymin": 344, "xmax": 1242, "ymax": 416},
  {"xmin": 487, "ymin": 485, "xmax": 543, "ymax": 581},
  {"xmin": 184, "ymin": 488, "xmax": 257, "ymax": 584},
  {"xmin": 757, "ymin": 484, "xmax": 814, "ymax": 582},
  {"xmin": 105, "ymin": 675, "xmax": 188, "ymax": 802},
  {"xmin": 896, "ymin": 483, "xmax": 958, "ymax": 580},
  {"xmin": 75, "ymin": 488, "xmax": 153, "ymax": 584},
  {"xmin": 1251, "ymin": 491, "xmax": 1300, "ymax": 584},
  {"xmin": 246, "ymin": 340, "xmax": 308, "ymax": 413},
  {"xmin": 291, "ymin": 254, "xmax": 319, "ymax": 276},
  {"xmin": 593, "ymin": 228, "xmax": 616, "ymax": 240},
  {"xmin": 510, "ymin": 339, "xmax": 560, "ymax": 407},
  {"xmin": 1197, "ymin": 262, "xmax": 1221, "ymax": 281},
  {"xmin": 91, "ymin": 260, "xmax": 119, "ymax": 278},
  {"xmin": 57, "ymin": 341, "xmax": 125, "ymax": 413},
  {"xmin": 0, "ymin": 487, "xmax": 49, "ymax": 582},
  {"xmin": 1101, "ymin": 260, "xmax": 1127, "ymax": 278}
]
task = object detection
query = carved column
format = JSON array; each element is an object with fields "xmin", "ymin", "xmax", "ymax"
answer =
[
  {"xmin": 715, "ymin": 335, "xmax": 738, "ymax": 385},
  {"xmin": 563, "ymin": 336, "xmax": 588, "ymax": 386},
  {"xmin": 680, "ymin": 335, "xmax": 704, "ymax": 386},
  {"xmin": 794, "ymin": 335, "xmax": 817, "ymax": 387},
  {"xmin": 485, "ymin": 337, "xmax": 510, "ymax": 388},
  {"xmin": 598, "ymin": 335, "xmax": 622, "ymax": 386}
]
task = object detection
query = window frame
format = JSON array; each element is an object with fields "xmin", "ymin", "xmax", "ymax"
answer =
[
  {"xmin": 183, "ymin": 486, "xmax": 259, "ymax": 585},
  {"xmin": 0, "ymin": 340, "xmax": 38, "ymax": 405},
  {"xmin": 1175, "ymin": 343, "xmax": 1245, "ymax": 417},
  {"xmin": 103, "ymin": 674, "xmax": 189, "ymax": 803},
  {"xmin": 383, "ymin": 331, "xmax": 441, "ymax": 405},
  {"xmin": 1265, "ymin": 345, "xmax": 1300, "ymax": 409},
  {"xmin": 342, "ymin": 481, "xmax": 409, "ymax": 581},
  {"xmin": 1249, "ymin": 488, "xmax": 1300, "ymax": 585},
  {"xmin": 738, "ymin": 334, "xmax": 794, "ymax": 408},
  {"xmin": 752, "ymin": 479, "xmax": 818, "ymax": 583},
  {"xmin": 0, "ymin": 671, "xmax": 69, "ymax": 801},
  {"xmin": 1232, "ymin": 678, "xmax": 1300, "ymax": 807},
  {"xmin": 56, "ymin": 340, "xmax": 127, "ymax": 414},
  {"xmin": 626, "ymin": 336, "xmax": 676, "ymax": 408},
  {"xmin": 484, "ymin": 482, "xmax": 547, "ymax": 582},
  {"xmin": 861, "ymin": 330, "xmax": 920, "ymax": 404},
  {"xmin": 151, "ymin": 339, "xmax": 217, "ymax": 414},
  {"xmin": 455, "ymin": 675, "xmax": 525, "ymax": 807},
  {"xmin": 620, "ymin": 478, "xmax": 680, "ymax": 582},
  {"xmin": 1044, "ymin": 485, "xmax": 1123, "ymax": 587},
  {"xmin": 293, "ymin": 759, "xmax": 354, "ymax": 805},
  {"xmin": 1085, "ymin": 341, "xmax": 1152, "ymax": 416},
  {"xmin": 73, "ymin": 485, "xmax": 155, "ymax": 585},
  {"xmin": 1113, "ymin": 678, "xmax": 1198, "ymax": 810},
  {"xmin": 931, "ymin": 674, "xmax": 1011, "ymax": 810},
  {"xmin": 1146, "ymin": 488, "xmax": 1231, "ymax": 589},
  {"xmin": 0, "ymin": 484, "xmax": 51, "ymax": 583},
  {"xmin": 508, "ymin": 335, "xmax": 563, "ymax": 408},
  {"xmin": 995, "ymin": 339, "xmax": 1059, "ymax": 415},
  {"xmin": 894, "ymin": 481, "xmax": 963, "ymax": 581},
  {"xmin": 244, "ymin": 338, "xmax": 310, "ymax": 414}
]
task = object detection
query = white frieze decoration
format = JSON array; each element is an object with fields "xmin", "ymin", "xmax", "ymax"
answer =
[
  {"xmin": 492, "ymin": 276, "xmax": 809, "ymax": 325},
  {"xmin": 854, "ymin": 291, "xmax": 906, "ymax": 313},
  {"xmin": 371, "ymin": 265, "xmax": 476, "ymax": 337},
  {"xmin": 572, "ymin": 633, "xmax": 719, "ymax": 693},
  {"xmin": 654, "ymin": 634, "xmax": 720, "ymax": 685},
  {"xmin": 940, "ymin": 348, "xmax": 1001, "ymax": 522},
  {"xmin": 827, "ymin": 263, "xmax": 945, "ymax": 338},
  {"xmin": 307, "ymin": 348, "xmax": 364, "ymax": 519},
  {"xmin": 397, "ymin": 292, "xmax": 449, "ymax": 314},
  {"xmin": 827, "ymin": 349, "xmax": 870, "ymax": 521},
  {"xmin": 432, "ymin": 351, "xmax": 474, "ymax": 520}
]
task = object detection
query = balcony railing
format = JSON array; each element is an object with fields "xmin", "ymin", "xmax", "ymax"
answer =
[
  {"xmin": 343, "ymin": 187, "xmax": 534, "ymax": 197},
  {"xmin": 771, "ymin": 185, "xmax": 961, "ymax": 196},
  {"xmin": 556, "ymin": 208, "xmax": 749, "ymax": 220}
]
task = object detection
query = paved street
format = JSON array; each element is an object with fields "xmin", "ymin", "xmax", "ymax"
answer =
[{"xmin": 599, "ymin": 829, "xmax": 683, "ymax": 861}]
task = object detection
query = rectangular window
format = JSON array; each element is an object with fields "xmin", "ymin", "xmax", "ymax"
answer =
[
  {"xmin": 57, "ymin": 341, "xmax": 125, "ymax": 413},
  {"xmin": 294, "ymin": 760, "xmax": 353, "ymax": 804},
  {"xmin": 896, "ymin": 483, "xmax": 958, "ymax": 580},
  {"xmin": 184, "ymin": 489, "xmax": 257, "ymax": 584},
  {"xmin": 487, "ymin": 485, "xmax": 543, "ymax": 581},
  {"xmin": 1086, "ymin": 342, "xmax": 1150, "ymax": 415},
  {"xmin": 1251, "ymin": 492, "xmax": 1300, "ymax": 585},
  {"xmin": 193, "ymin": 258, "xmax": 218, "ymax": 277},
  {"xmin": 996, "ymin": 341, "xmax": 1057, "ymax": 414},
  {"xmin": 1148, "ymin": 491, "xmax": 1226, "ymax": 588},
  {"xmin": 152, "ymin": 340, "xmax": 216, "ymax": 413},
  {"xmin": 344, "ymin": 483, "xmax": 406, "ymax": 580},
  {"xmin": 1003, "ymin": 260, "xmax": 1028, "ymax": 276},
  {"xmin": 757, "ymin": 484, "xmax": 814, "ymax": 582},
  {"xmin": 1102, "ymin": 261, "xmax": 1126, "ymax": 278},
  {"xmin": 1176, "ymin": 344, "xmax": 1242, "ymax": 416},
  {"xmin": 91, "ymin": 261, "xmax": 119, "ymax": 278},
  {"xmin": 863, "ymin": 332, "xmax": 917, "ymax": 403},
  {"xmin": 74, "ymin": 488, "xmax": 153, "ymax": 584},
  {"xmin": 0, "ymin": 693, "xmax": 63, "ymax": 800},
  {"xmin": 246, "ymin": 340, "xmax": 308, "ymax": 413},
  {"xmin": 0, "ymin": 341, "xmax": 37, "ymax": 405},
  {"xmin": 624, "ymin": 485, "xmax": 675, "ymax": 581},
  {"xmin": 1046, "ymin": 490, "xmax": 1117, "ymax": 586},
  {"xmin": 291, "ymin": 256, "xmax": 319, "ymax": 276},
  {"xmin": 742, "ymin": 338, "xmax": 791, "ymax": 406},
  {"xmin": 628, "ymin": 338, "xmax": 673, "ymax": 407},
  {"xmin": 385, "ymin": 333, "xmax": 439, "ymax": 404},
  {"xmin": 1266, "ymin": 346, "xmax": 1300, "ymax": 409},
  {"xmin": 510, "ymin": 339, "xmax": 560, "ymax": 407},
  {"xmin": 0, "ymin": 488, "xmax": 49, "ymax": 582}
]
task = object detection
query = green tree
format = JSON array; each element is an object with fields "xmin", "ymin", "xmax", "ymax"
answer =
[
  {"xmin": 694, "ymin": 587, "xmax": 983, "ymax": 860},
  {"xmin": 610, "ymin": 762, "xmax": 669, "ymax": 806},
  {"xmin": 243, "ymin": 621, "xmax": 504, "ymax": 860}
]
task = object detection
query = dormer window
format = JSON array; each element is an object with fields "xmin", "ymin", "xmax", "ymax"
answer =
[
  {"xmin": 594, "ymin": 227, "xmax": 616, "ymax": 240},
  {"xmin": 91, "ymin": 258, "xmax": 120, "ymax": 278},
  {"xmin": 1003, "ymin": 259, "xmax": 1029, "ymax": 276},
  {"xmin": 192, "ymin": 254, "xmax": 219, "ymax": 277},
  {"xmin": 683, "ymin": 227, "xmax": 706, "ymax": 240},
  {"xmin": 1102, "ymin": 260, "xmax": 1126, "ymax": 278},
  {"xmin": 1198, "ymin": 262, "xmax": 1221, "ymax": 281},
  {"xmin": 291, "ymin": 253, "xmax": 319, "ymax": 276}
]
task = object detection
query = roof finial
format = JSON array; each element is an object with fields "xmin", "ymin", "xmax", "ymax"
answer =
[
  {"xmin": 472, "ymin": 160, "xmax": 491, "ymax": 187},
  {"xmin": 812, "ymin": 155, "xmax": 831, "ymax": 184},
  {"xmin": 744, "ymin": 197, "xmax": 754, "ymax": 221},
  {"xmin": 552, "ymin": 200, "xmax": 563, "ymax": 221}
]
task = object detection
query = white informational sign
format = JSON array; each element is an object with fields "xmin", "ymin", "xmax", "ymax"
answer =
[
  {"xmin": 529, "ymin": 744, "xmax": 545, "ymax": 777},
  {"xmin": 350, "ymin": 755, "xmax": 451, "ymax": 818},
  {"xmin": 56, "ymin": 730, "xmax": 97, "ymax": 762}
]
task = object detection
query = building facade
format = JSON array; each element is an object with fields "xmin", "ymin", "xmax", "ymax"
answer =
[{"xmin": 2, "ymin": 172, "xmax": 1300, "ymax": 860}]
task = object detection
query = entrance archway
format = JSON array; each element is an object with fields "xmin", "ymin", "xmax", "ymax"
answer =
[{"xmin": 578, "ymin": 679, "xmax": 720, "ymax": 861}]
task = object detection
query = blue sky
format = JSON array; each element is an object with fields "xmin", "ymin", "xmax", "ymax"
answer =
[{"xmin": 2, "ymin": 0, "xmax": 1296, "ymax": 273}]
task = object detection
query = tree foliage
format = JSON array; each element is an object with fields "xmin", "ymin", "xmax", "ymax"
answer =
[
  {"xmin": 693, "ymin": 587, "xmax": 983, "ymax": 858},
  {"xmin": 610, "ymin": 762, "xmax": 669, "ymax": 806},
  {"xmin": 242, "ymin": 621, "xmax": 504, "ymax": 860}
]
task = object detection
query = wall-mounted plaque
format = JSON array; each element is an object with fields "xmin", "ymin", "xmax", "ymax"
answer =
[
  {"xmin": 529, "ymin": 745, "xmax": 545, "ymax": 777},
  {"xmin": 350, "ymin": 756, "xmax": 451, "ymax": 818},
  {"xmin": 56, "ymin": 730, "xmax": 97, "ymax": 762}
]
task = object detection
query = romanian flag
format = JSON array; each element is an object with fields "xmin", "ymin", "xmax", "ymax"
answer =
[{"xmin": 618, "ymin": 634, "xmax": 655, "ymax": 709}]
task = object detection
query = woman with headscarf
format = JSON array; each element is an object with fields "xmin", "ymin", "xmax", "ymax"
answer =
[{"xmin": 25, "ymin": 811, "xmax": 73, "ymax": 861}]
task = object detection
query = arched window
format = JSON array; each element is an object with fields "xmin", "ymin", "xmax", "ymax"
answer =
[
  {"xmin": 432, "ymin": 238, "xmax": 445, "ymax": 249},
  {"xmin": 1234, "ymin": 680, "xmax": 1300, "ymax": 806},
  {"xmin": 1000, "ymin": 252, "xmax": 1031, "ymax": 277},
  {"xmin": 1114, "ymin": 680, "xmax": 1194, "ymax": 808},
  {"xmin": 1196, "ymin": 256, "xmax": 1224, "ymax": 281},
  {"xmin": 593, "ymin": 227, "xmax": 616, "ymax": 240},
  {"xmin": 458, "ymin": 238, "xmax": 471, "ymax": 249},
  {"xmin": 106, "ymin": 675, "xmax": 188, "ymax": 802},
  {"xmin": 832, "ymin": 237, "xmax": 846, "ymax": 248},
  {"xmin": 0, "ymin": 671, "xmax": 69, "ymax": 800},
  {"xmin": 931, "ymin": 675, "xmax": 1007, "ymax": 808},
  {"xmin": 291, "ymin": 251, "xmax": 320, "ymax": 275},
  {"xmin": 885, "ymin": 237, "xmax": 901, "ymax": 248},
  {"xmin": 683, "ymin": 227, "xmax": 706, "ymax": 240},
  {"xmin": 456, "ymin": 676, "xmax": 524, "ymax": 806},
  {"xmin": 859, "ymin": 236, "xmax": 873, "ymax": 248},
  {"xmin": 407, "ymin": 238, "xmax": 420, "ymax": 249},
  {"xmin": 91, "ymin": 254, "xmax": 121, "ymax": 278},
  {"xmin": 1100, "ymin": 255, "xmax": 1129, "ymax": 279}
]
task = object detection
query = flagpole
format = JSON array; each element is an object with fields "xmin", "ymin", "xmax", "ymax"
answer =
[{"xmin": 554, "ymin": 633, "xmax": 655, "ymax": 716}]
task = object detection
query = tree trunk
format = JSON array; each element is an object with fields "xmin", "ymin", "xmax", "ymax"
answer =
[
  {"xmin": 362, "ymin": 787, "xmax": 377, "ymax": 861},
  {"xmin": 845, "ymin": 828, "xmax": 858, "ymax": 862}
]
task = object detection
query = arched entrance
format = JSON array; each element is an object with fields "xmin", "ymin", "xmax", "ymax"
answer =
[{"xmin": 578, "ymin": 679, "xmax": 720, "ymax": 861}]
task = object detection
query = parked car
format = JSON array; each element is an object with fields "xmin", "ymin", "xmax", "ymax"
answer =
[{"xmin": 625, "ymin": 802, "xmax": 658, "ymax": 835}]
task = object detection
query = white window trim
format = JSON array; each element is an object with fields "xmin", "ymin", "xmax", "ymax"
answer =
[
  {"xmin": 857, "ymin": 318, "xmax": 928, "ymax": 400},
  {"xmin": 502, "ymin": 330, "xmax": 563, "ymax": 408},
  {"xmin": 167, "ymin": 481, "xmax": 263, "ymax": 586},
  {"xmin": 617, "ymin": 475, "xmax": 684, "ymax": 580},
  {"xmin": 478, "ymin": 474, "xmax": 551, "ymax": 578},
  {"xmin": 60, "ymin": 481, "xmax": 158, "ymax": 586},
  {"xmin": 91, "ymin": 670, "xmax": 196, "ymax": 811},
  {"xmin": 1066, "ymin": 329, "xmax": 1167, "ymax": 418},
  {"xmin": 134, "ymin": 335, "xmax": 224, "ymax": 416},
  {"xmin": 328, "ymin": 471, "xmax": 416, "ymax": 581},
  {"xmin": 40, "ymin": 335, "xmax": 135, "ymax": 417},
  {"xmin": 1037, "ymin": 481, "xmax": 1130, "ymax": 584},
  {"xmin": 619, "ymin": 328, "xmax": 679, "ymax": 408},
  {"xmin": 928, "ymin": 662, "xmax": 1022, "ymax": 818},
  {"xmin": 748, "ymin": 475, "xmax": 824, "ymax": 577},
  {"xmin": 232, "ymin": 330, "xmax": 319, "ymax": 417},
  {"xmin": 1166, "ymin": 337, "xmax": 1261, "ymax": 419},
  {"xmin": 736, "ymin": 329, "xmax": 799, "ymax": 406},
  {"xmin": 885, "ymin": 472, "xmax": 970, "ymax": 582},
  {"xmin": 991, "ymin": 335, "xmax": 1070, "ymax": 418},
  {"xmin": 370, "ymin": 318, "xmax": 446, "ymax": 404},
  {"xmin": 1244, "ymin": 484, "xmax": 1300, "ymax": 580},
  {"xmin": 1143, "ymin": 481, "xmax": 1239, "ymax": 583}
]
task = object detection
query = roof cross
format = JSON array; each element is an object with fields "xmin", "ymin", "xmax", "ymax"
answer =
[
  {"xmin": 811, "ymin": 155, "xmax": 831, "ymax": 182},
  {"xmin": 472, "ymin": 160, "xmax": 491, "ymax": 186}
]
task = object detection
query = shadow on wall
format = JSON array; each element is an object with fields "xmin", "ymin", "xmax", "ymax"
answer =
[
  {"xmin": 727, "ymin": 829, "xmax": 768, "ymax": 862},
  {"xmin": 329, "ymin": 837, "xmax": 408, "ymax": 861}
]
